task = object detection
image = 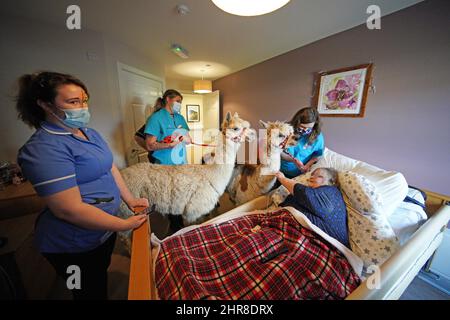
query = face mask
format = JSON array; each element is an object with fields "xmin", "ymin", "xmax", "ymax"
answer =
[
  {"xmin": 172, "ymin": 102, "xmax": 182, "ymax": 114},
  {"xmin": 54, "ymin": 106, "xmax": 91, "ymax": 128},
  {"xmin": 296, "ymin": 127, "xmax": 313, "ymax": 136}
]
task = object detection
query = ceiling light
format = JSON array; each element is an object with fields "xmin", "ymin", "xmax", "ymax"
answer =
[
  {"xmin": 194, "ymin": 69, "xmax": 212, "ymax": 94},
  {"xmin": 211, "ymin": 0, "xmax": 290, "ymax": 17},
  {"xmin": 193, "ymin": 80, "xmax": 212, "ymax": 94}
]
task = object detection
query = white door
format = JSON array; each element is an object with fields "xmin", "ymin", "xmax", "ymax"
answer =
[{"xmin": 117, "ymin": 63, "xmax": 164, "ymax": 165}]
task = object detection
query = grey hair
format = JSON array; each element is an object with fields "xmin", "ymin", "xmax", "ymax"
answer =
[{"xmin": 320, "ymin": 168, "xmax": 339, "ymax": 186}]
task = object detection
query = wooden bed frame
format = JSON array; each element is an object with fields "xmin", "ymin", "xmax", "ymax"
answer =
[{"xmin": 128, "ymin": 190, "xmax": 450, "ymax": 300}]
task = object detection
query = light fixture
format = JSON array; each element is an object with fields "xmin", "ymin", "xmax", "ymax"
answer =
[
  {"xmin": 171, "ymin": 44, "xmax": 189, "ymax": 59},
  {"xmin": 211, "ymin": 0, "xmax": 290, "ymax": 17},
  {"xmin": 193, "ymin": 69, "xmax": 212, "ymax": 94}
]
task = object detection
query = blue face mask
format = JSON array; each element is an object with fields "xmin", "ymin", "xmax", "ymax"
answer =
[
  {"xmin": 172, "ymin": 102, "xmax": 182, "ymax": 114},
  {"xmin": 55, "ymin": 107, "xmax": 91, "ymax": 128},
  {"xmin": 296, "ymin": 127, "xmax": 313, "ymax": 136}
]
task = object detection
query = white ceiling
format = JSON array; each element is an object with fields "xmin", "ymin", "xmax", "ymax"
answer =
[{"xmin": 2, "ymin": 0, "xmax": 423, "ymax": 80}]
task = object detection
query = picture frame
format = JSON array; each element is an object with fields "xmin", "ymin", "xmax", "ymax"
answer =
[
  {"xmin": 186, "ymin": 104, "xmax": 200, "ymax": 122},
  {"xmin": 312, "ymin": 63, "xmax": 373, "ymax": 117}
]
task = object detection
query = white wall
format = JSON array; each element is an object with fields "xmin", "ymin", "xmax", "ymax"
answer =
[{"xmin": 0, "ymin": 14, "xmax": 163, "ymax": 168}]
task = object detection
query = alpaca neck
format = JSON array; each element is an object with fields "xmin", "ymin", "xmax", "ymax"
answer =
[
  {"xmin": 213, "ymin": 136, "xmax": 240, "ymax": 165},
  {"xmin": 260, "ymin": 145, "xmax": 282, "ymax": 174}
]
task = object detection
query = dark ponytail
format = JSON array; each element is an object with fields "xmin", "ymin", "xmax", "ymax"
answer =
[
  {"xmin": 154, "ymin": 89, "xmax": 183, "ymax": 111},
  {"xmin": 15, "ymin": 71, "xmax": 89, "ymax": 129}
]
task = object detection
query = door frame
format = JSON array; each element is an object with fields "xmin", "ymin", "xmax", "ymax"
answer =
[{"xmin": 116, "ymin": 62, "xmax": 165, "ymax": 164}]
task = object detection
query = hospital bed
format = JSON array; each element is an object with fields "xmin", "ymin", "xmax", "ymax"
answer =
[{"xmin": 127, "ymin": 149, "xmax": 450, "ymax": 300}]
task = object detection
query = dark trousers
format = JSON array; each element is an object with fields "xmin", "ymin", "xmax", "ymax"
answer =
[{"xmin": 42, "ymin": 233, "xmax": 116, "ymax": 300}]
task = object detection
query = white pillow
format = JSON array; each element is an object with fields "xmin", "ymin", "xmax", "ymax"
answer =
[
  {"xmin": 312, "ymin": 148, "xmax": 408, "ymax": 218},
  {"xmin": 340, "ymin": 172, "xmax": 400, "ymax": 273}
]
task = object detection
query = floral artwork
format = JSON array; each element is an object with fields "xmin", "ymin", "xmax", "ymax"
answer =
[{"xmin": 313, "ymin": 64, "xmax": 373, "ymax": 117}]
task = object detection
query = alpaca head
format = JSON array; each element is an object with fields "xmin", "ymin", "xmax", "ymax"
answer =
[
  {"xmin": 222, "ymin": 112, "xmax": 256, "ymax": 144},
  {"xmin": 259, "ymin": 120, "xmax": 299, "ymax": 154}
]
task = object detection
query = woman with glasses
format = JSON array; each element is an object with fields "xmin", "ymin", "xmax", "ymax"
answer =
[
  {"xmin": 280, "ymin": 107, "xmax": 325, "ymax": 178},
  {"xmin": 16, "ymin": 71, "xmax": 148, "ymax": 300}
]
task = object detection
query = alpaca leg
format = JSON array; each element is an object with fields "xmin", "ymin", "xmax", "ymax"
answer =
[{"xmin": 168, "ymin": 214, "xmax": 185, "ymax": 233}]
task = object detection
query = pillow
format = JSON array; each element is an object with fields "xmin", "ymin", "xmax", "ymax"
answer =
[
  {"xmin": 339, "ymin": 171, "xmax": 383, "ymax": 214},
  {"xmin": 270, "ymin": 172, "xmax": 311, "ymax": 207},
  {"xmin": 312, "ymin": 148, "xmax": 408, "ymax": 218},
  {"xmin": 340, "ymin": 172, "xmax": 400, "ymax": 273}
]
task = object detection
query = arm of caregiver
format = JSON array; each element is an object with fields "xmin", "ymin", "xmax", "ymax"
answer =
[
  {"xmin": 280, "ymin": 152, "xmax": 306, "ymax": 171},
  {"xmin": 111, "ymin": 164, "xmax": 149, "ymax": 209},
  {"xmin": 145, "ymin": 134, "xmax": 181, "ymax": 151},
  {"xmin": 43, "ymin": 186, "xmax": 147, "ymax": 232}
]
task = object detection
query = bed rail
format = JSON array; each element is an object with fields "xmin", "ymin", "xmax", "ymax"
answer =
[{"xmin": 346, "ymin": 190, "xmax": 450, "ymax": 299}]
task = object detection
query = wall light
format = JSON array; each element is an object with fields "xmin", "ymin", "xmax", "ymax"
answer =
[{"xmin": 211, "ymin": 0, "xmax": 290, "ymax": 17}]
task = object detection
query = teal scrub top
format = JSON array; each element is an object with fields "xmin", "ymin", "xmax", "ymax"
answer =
[
  {"xmin": 280, "ymin": 133, "xmax": 325, "ymax": 178},
  {"xmin": 144, "ymin": 108, "xmax": 190, "ymax": 165}
]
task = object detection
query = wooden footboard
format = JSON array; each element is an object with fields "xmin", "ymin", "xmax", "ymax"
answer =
[{"xmin": 127, "ymin": 191, "xmax": 450, "ymax": 300}]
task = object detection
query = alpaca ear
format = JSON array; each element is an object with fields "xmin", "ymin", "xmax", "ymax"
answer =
[
  {"xmin": 259, "ymin": 120, "xmax": 268, "ymax": 129},
  {"xmin": 225, "ymin": 112, "xmax": 232, "ymax": 122},
  {"xmin": 233, "ymin": 112, "xmax": 239, "ymax": 118}
]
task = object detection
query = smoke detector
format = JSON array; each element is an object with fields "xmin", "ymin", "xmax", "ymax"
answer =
[{"xmin": 176, "ymin": 4, "xmax": 190, "ymax": 15}]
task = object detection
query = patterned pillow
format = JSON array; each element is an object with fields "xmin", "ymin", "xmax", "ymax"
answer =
[
  {"xmin": 270, "ymin": 172, "xmax": 311, "ymax": 206},
  {"xmin": 339, "ymin": 171, "xmax": 383, "ymax": 213},
  {"xmin": 340, "ymin": 172, "xmax": 400, "ymax": 274}
]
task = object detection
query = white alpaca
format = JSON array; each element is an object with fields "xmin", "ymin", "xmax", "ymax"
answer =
[
  {"xmin": 118, "ymin": 112, "xmax": 253, "ymax": 226},
  {"xmin": 227, "ymin": 120, "xmax": 298, "ymax": 206}
]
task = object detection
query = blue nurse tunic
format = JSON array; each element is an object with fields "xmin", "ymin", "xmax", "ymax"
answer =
[
  {"xmin": 144, "ymin": 108, "xmax": 190, "ymax": 165},
  {"xmin": 280, "ymin": 133, "xmax": 325, "ymax": 178},
  {"xmin": 17, "ymin": 121, "xmax": 121, "ymax": 253}
]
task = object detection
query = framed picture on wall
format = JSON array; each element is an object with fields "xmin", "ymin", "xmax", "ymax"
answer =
[
  {"xmin": 313, "ymin": 63, "xmax": 373, "ymax": 117},
  {"xmin": 186, "ymin": 104, "xmax": 200, "ymax": 122}
]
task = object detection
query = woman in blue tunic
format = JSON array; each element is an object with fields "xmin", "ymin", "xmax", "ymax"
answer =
[
  {"xmin": 143, "ymin": 89, "xmax": 192, "ymax": 165},
  {"xmin": 16, "ymin": 71, "xmax": 148, "ymax": 300},
  {"xmin": 280, "ymin": 107, "xmax": 325, "ymax": 178}
]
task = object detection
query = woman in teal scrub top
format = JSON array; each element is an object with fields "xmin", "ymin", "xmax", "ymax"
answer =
[
  {"xmin": 144, "ymin": 89, "xmax": 191, "ymax": 165},
  {"xmin": 280, "ymin": 107, "xmax": 325, "ymax": 178}
]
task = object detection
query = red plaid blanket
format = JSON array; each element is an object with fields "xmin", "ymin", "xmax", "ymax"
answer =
[{"xmin": 155, "ymin": 209, "xmax": 360, "ymax": 300}]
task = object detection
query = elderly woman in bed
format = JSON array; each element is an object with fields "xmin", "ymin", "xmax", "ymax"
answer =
[{"xmin": 275, "ymin": 168, "xmax": 350, "ymax": 248}]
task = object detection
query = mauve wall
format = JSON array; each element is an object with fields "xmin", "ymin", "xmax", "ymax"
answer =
[{"xmin": 213, "ymin": 0, "xmax": 450, "ymax": 195}]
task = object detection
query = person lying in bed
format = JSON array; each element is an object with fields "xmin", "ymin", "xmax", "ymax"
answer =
[{"xmin": 275, "ymin": 168, "xmax": 350, "ymax": 248}]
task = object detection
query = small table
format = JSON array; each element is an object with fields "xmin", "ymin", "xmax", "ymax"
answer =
[
  {"xmin": 0, "ymin": 183, "xmax": 55, "ymax": 299},
  {"xmin": 0, "ymin": 181, "xmax": 45, "ymax": 220}
]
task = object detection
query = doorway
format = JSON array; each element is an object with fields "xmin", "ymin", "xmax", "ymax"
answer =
[
  {"xmin": 117, "ymin": 62, "xmax": 164, "ymax": 165},
  {"xmin": 179, "ymin": 91, "xmax": 220, "ymax": 164}
]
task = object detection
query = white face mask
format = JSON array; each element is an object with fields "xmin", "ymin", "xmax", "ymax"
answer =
[{"xmin": 172, "ymin": 102, "xmax": 182, "ymax": 114}]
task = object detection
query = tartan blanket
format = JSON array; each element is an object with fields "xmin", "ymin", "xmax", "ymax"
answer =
[{"xmin": 155, "ymin": 209, "xmax": 360, "ymax": 300}]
